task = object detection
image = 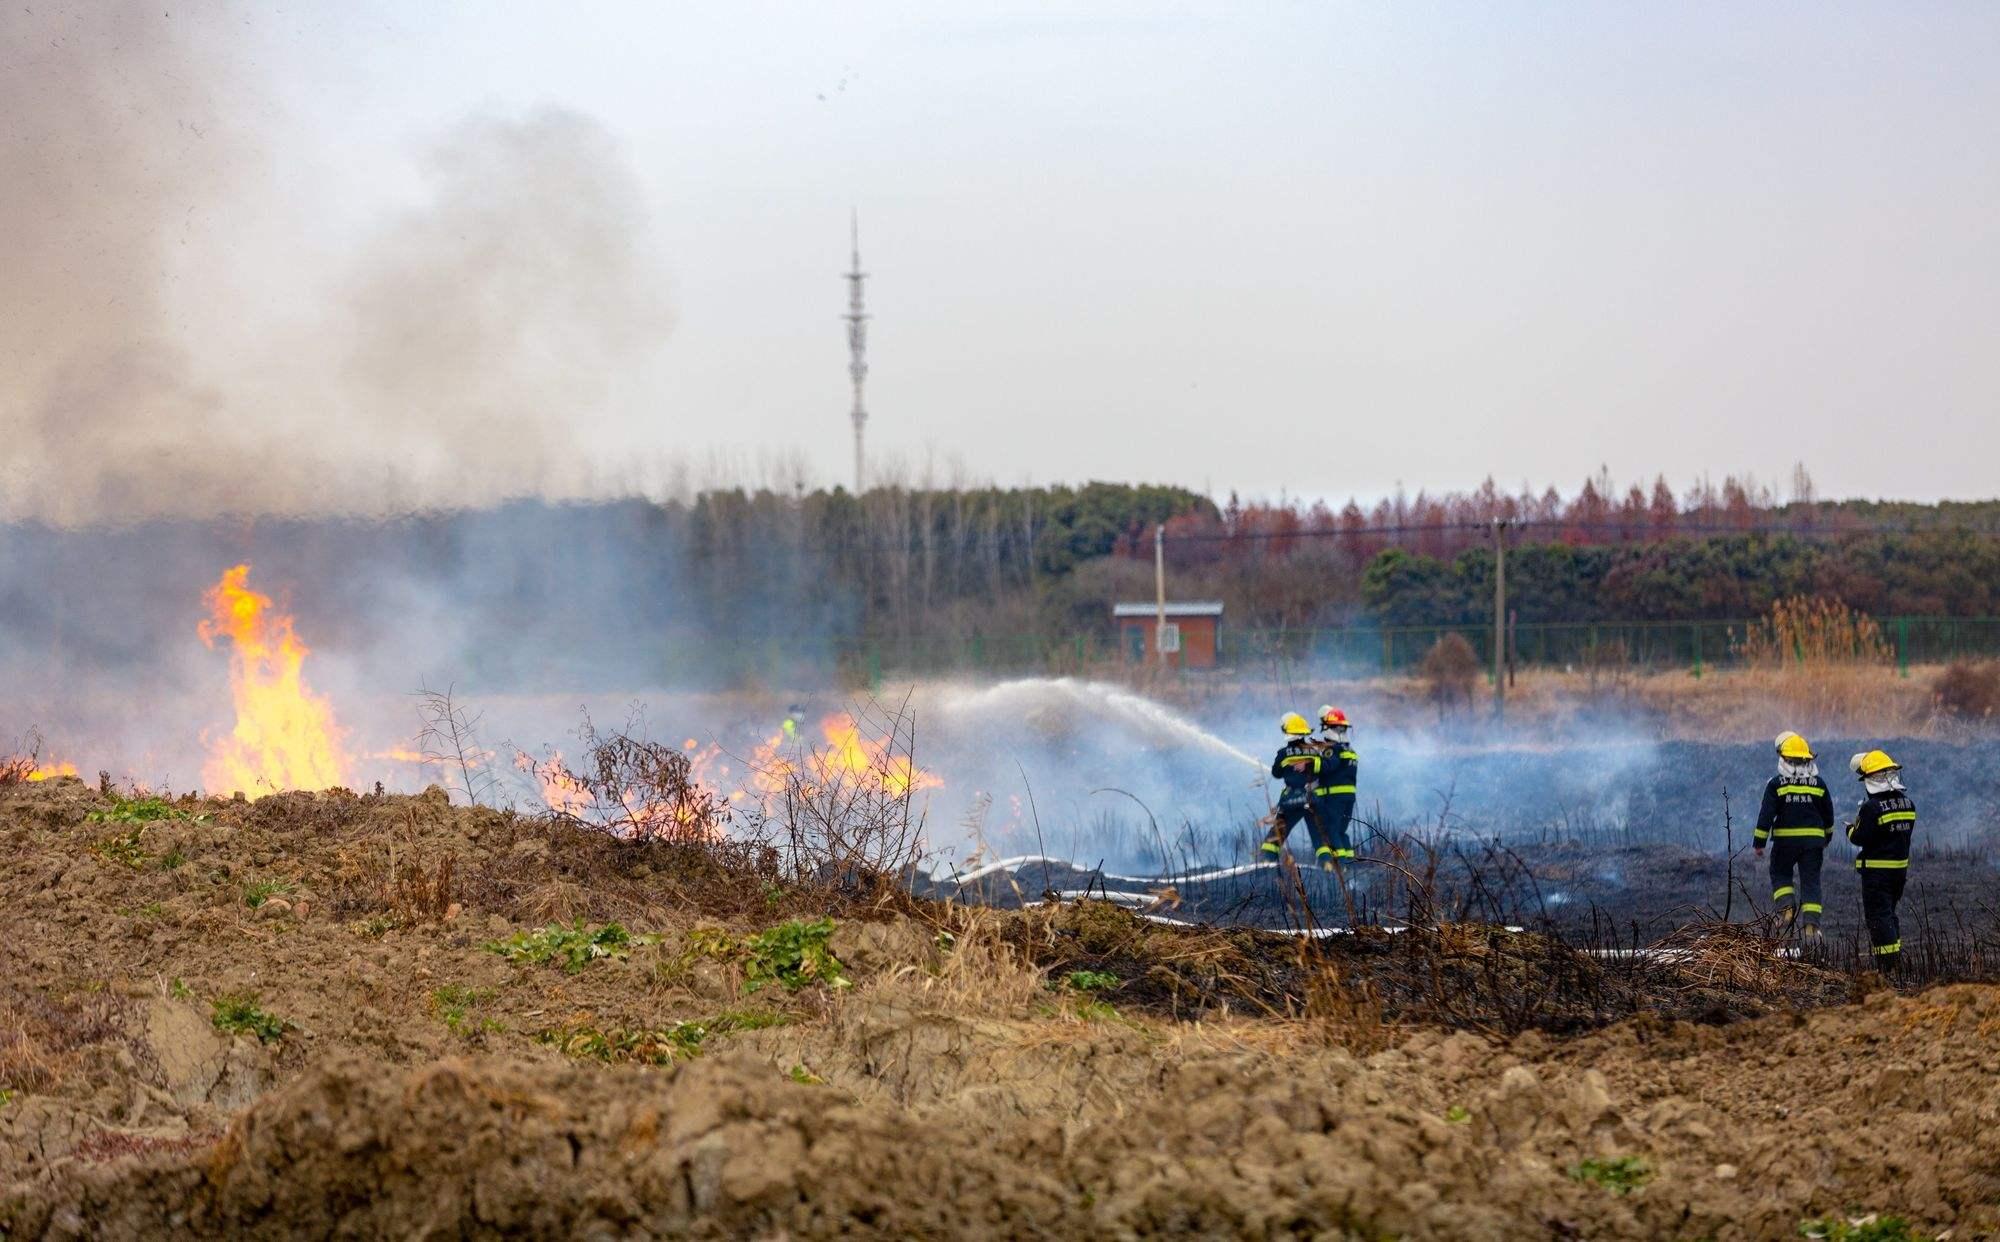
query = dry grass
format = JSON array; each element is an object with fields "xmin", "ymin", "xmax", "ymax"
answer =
[
  {"xmin": 875, "ymin": 910, "xmax": 1046, "ymax": 1019},
  {"xmin": 0, "ymin": 979, "xmax": 126, "ymax": 1094},
  {"xmin": 1627, "ymin": 664, "xmax": 1939, "ymax": 739},
  {"xmin": 1735, "ymin": 596, "xmax": 1892, "ymax": 668},
  {"xmin": 1935, "ymin": 660, "xmax": 2000, "ymax": 721},
  {"xmin": 1202, "ymin": 664, "xmax": 1953, "ymax": 740}
]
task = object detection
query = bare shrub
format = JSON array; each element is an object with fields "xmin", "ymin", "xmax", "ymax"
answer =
[
  {"xmin": 518, "ymin": 710, "xmax": 728, "ymax": 844},
  {"xmin": 1735, "ymin": 596, "xmax": 1891, "ymax": 668},
  {"xmin": 0, "ymin": 728, "xmax": 56, "ymax": 784},
  {"xmin": 741, "ymin": 697, "xmax": 931, "ymax": 888},
  {"xmin": 1418, "ymin": 633, "xmax": 1481, "ymax": 714},
  {"xmin": 1935, "ymin": 659, "xmax": 2000, "ymax": 720},
  {"xmin": 386, "ymin": 849, "xmax": 457, "ymax": 924}
]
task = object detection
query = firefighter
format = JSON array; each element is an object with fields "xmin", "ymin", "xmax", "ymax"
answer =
[
  {"xmin": 1752, "ymin": 731, "xmax": 1834, "ymax": 941},
  {"xmin": 1847, "ymin": 749, "xmax": 1916, "ymax": 971},
  {"xmin": 1310, "ymin": 705, "xmax": 1359, "ymax": 868},
  {"xmin": 1261, "ymin": 712, "xmax": 1331, "ymax": 865}
]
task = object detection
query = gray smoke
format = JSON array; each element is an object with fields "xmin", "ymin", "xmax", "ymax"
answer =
[{"xmin": 0, "ymin": 2, "xmax": 671, "ymax": 525}]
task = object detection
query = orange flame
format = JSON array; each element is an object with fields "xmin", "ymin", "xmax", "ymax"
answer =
[
  {"xmin": 516, "ymin": 747, "xmax": 724, "ymax": 841},
  {"xmin": 713, "ymin": 713, "xmax": 939, "ymax": 810},
  {"xmin": 198, "ymin": 565, "xmax": 348, "ymax": 794},
  {"xmin": 514, "ymin": 750, "xmax": 593, "ymax": 817},
  {"xmin": 5, "ymin": 758, "xmax": 77, "ymax": 783},
  {"xmin": 814, "ymin": 712, "xmax": 941, "ymax": 796}
]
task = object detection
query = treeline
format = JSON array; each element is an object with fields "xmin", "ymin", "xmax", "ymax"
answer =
[
  {"xmin": 10, "ymin": 474, "xmax": 1999, "ymax": 696},
  {"xmin": 1357, "ymin": 532, "xmax": 2000, "ymax": 628}
]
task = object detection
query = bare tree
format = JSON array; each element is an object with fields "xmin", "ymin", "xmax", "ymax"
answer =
[{"xmin": 413, "ymin": 683, "xmax": 498, "ymax": 806}]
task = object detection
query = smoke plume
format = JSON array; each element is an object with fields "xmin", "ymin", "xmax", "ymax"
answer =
[{"xmin": 1, "ymin": 2, "xmax": 672, "ymax": 525}]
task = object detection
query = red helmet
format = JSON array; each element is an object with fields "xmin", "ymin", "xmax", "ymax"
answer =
[{"xmin": 1318, "ymin": 706, "xmax": 1349, "ymax": 729}]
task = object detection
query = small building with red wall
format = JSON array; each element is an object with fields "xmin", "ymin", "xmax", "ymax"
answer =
[{"xmin": 1112, "ymin": 601, "xmax": 1224, "ymax": 668}]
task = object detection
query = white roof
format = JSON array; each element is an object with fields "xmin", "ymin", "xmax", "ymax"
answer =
[{"xmin": 1112, "ymin": 601, "xmax": 1225, "ymax": 618}]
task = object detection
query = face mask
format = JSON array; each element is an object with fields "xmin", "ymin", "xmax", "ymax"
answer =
[
  {"xmin": 1863, "ymin": 772, "xmax": 1905, "ymax": 796},
  {"xmin": 1779, "ymin": 757, "xmax": 1819, "ymax": 781}
]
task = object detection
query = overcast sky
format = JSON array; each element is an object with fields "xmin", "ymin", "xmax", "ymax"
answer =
[{"xmin": 11, "ymin": 2, "xmax": 2000, "ymax": 513}]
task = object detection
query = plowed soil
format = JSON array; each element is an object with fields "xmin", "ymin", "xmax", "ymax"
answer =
[{"xmin": 2, "ymin": 778, "xmax": 1994, "ymax": 1240}]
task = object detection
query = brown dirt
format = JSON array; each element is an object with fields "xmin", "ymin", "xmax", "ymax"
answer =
[{"xmin": 1, "ymin": 778, "xmax": 1994, "ymax": 1239}]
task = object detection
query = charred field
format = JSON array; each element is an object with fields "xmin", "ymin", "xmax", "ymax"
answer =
[{"xmin": 4, "ymin": 774, "xmax": 2000, "ymax": 1240}]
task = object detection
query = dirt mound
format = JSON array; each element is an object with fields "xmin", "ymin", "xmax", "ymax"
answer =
[{"xmin": 3, "ymin": 779, "xmax": 1997, "ymax": 1238}]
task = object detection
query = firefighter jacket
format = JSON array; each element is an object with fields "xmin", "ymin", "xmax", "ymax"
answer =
[
  {"xmin": 1753, "ymin": 775, "xmax": 1833, "ymax": 846},
  {"xmin": 1313, "ymin": 742, "xmax": 1358, "ymax": 799},
  {"xmin": 1271, "ymin": 742, "xmax": 1320, "ymax": 805},
  {"xmin": 1847, "ymin": 789, "xmax": 1916, "ymax": 870}
]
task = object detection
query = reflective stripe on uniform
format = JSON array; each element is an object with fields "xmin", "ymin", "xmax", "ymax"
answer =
[
  {"xmin": 1772, "ymin": 827, "xmax": 1827, "ymax": 837},
  {"xmin": 1338, "ymin": 751, "xmax": 1358, "ymax": 760},
  {"xmin": 1313, "ymin": 785, "xmax": 1357, "ymax": 795},
  {"xmin": 1874, "ymin": 940, "xmax": 1902, "ymax": 955},
  {"xmin": 1331, "ymin": 849, "xmax": 1356, "ymax": 858},
  {"xmin": 1857, "ymin": 858, "xmax": 1910, "ymax": 869},
  {"xmin": 1878, "ymin": 811, "xmax": 1916, "ymax": 825},
  {"xmin": 1315, "ymin": 845, "xmax": 1334, "ymax": 857},
  {"xmin": 1775, "ymin": 785, "xmax": 1822, "ymax": 797},
  {"xmin": 1260, "ymin": 841, "xmax": 1282, "ymax": 856},
  {"xmin": 1800, "ymin": 902, "xmax": 1823, "ymax": 914},
  {"xmin": 1772, "ymin": 885, "xmax": 1795, "ymax": 900}
]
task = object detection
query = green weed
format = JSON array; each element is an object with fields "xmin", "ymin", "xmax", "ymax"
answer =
[
  {"xmin": 1054, "ymin": 969, "xmax": 1120, "ymax": 993},
  {"xmin": 1445, "ymin": 1106, "xmax": 1472, "ymax": 1124},
  {"xmin": 710, "ymin": 1009, "xmax": 789, "ymax": 1032},
  {"xmin": 430, "ymin": 985, "xmax": 494, "ymax": 1034},
  {"xmin": 242, "ymin": 878, "xmax": 292, "ymax": 909},
  {"xmin": 540, "ymin": 1020, "xmax": 709, "ymax": 1065},
  {"xmin": 1568, "ymin": 1155, "xmax": 1653, "ymax": 1195},
  {"xmin": 788, "ymin": 1064, "xmax": 825, "ymax": 1085},
  {"xmin": 540, "ymin": 1010, "xmax": 784, "ymax": 1065},
  {"xmin": 742, "ymin": 918, "xmax": 849, "ymax": 993},
  {"xmin": 1074, "ymin": 999, "xmax": 1120, "ymax": 1022},
  {"xmin": 169, "ymin": 978, "xmax": 192, "ymax": 999},
  {"xmin": 88, "ymin": 796, "xmax": 206, "ymax": 825},
  {"xmin": 485, "ymin": 921, "xmax": 654, "ymax": 973},
  {"xmin": 211, "ymin": 994, "xmax": 284, "ymax": 1043},
  {"xmin": 1798, "ymin": 1217, "xmax": 1923, "ymax": 1242},
  {"xmin": 90, "ymin": 828, "xmax": 150, "ymax": 869},
  {"xmin": 158, "ymin": 848, "xmax": 188, "ymax": 870},
  {"xmin": 0, "ymin": 1089, "xmax": 14, "ymax": 1108}
]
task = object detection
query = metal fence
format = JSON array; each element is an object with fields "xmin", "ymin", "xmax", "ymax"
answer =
[{"xmin": 821, "ymin": 616, "xmax": 2000, "ymax": 683}]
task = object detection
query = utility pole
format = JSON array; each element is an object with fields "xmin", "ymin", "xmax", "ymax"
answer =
[
  {"xmin": 1154, "ymin": 523, "xmax": 1168, "ymax": 664},
  {"xmin": 843, "ymin": 211, "xmax": 869, "ymax": 494},
  {"xmin": 1492, "ymin": 517, "xmax": 1508, "ymax": 718}
]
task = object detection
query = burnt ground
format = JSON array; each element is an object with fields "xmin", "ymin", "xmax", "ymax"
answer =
[
  {"xmin": 931, "ymin": 838, "xmax": 2000, "ymax": 982},
  {"xmin": 5, "ymin": 776, "xmax": 2000, "ymax": 1238}
]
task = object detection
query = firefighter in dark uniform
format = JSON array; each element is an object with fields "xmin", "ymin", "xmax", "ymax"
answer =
[
  {"xmin": 1262, "ymin": 713, "xmax": 1333, "ymax": 866},
  {"xmin": 1311, "ymin": 705, "xmax": 1358, "ymax": 868},
  {"xmin": 1847, "ymin": 749, "xmax": 1916, "ymax": 972},
  {"xmin": 1753, "ymin": 731, "xmax": 1834, "ymax": 942}
]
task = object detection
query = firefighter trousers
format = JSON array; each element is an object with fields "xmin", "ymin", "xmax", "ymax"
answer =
[
  {"xmin": 1767, "ymin": 839, "xmax": 1825, "ymax": 926},
  {"xmin": 1312, "ymin": 793, "xmax": 1356, "ymax": 863},
  {"xmin": 1859, "ymin": 867, "xmax": 1906, "ymax": 969},
  {"xmin": 1263, "ymin": 794, "xmax": 1336, "ymax": 862}
]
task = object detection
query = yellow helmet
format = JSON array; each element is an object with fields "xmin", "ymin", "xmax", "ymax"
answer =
[
  {"xmin": 1280, "ymin": 712, "xmax": 1312, "ymax": 737},
  {"xmin": 1850, "ymin": 749, "xmax": 1900, "ymax": 778},
  {"xmin": 1775, "ymin": 732, "xmax": 1813, "ymax": 761}
]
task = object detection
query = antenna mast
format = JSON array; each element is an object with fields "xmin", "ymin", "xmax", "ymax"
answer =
[{"xmin": 843, "ymin": 211, "xmax": 869, "ymax": 493}]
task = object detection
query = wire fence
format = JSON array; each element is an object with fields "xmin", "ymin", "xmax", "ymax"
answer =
[{"xmin": 809, "ymin": 616, "xmax": 2000, "ymax": 684}]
